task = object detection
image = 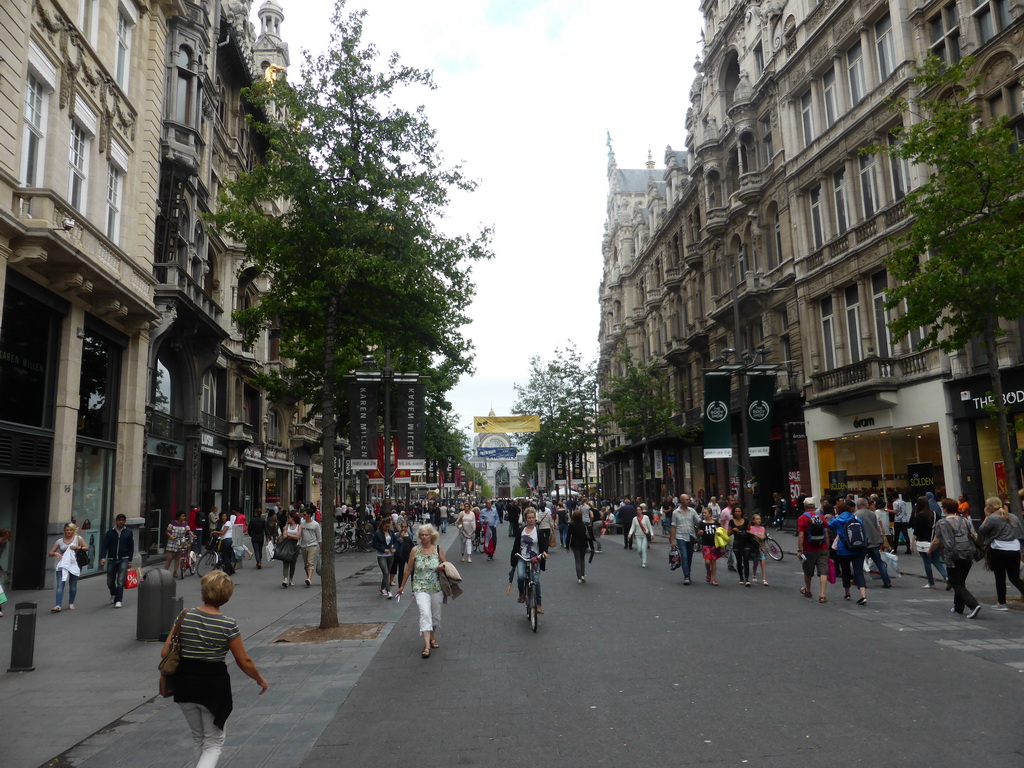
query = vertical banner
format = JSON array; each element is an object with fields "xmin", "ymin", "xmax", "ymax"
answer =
[
  {"xmin": 653, "ymin": 449, "xmax": 664, "ymax": 480},
  {"xmin": 745, "ymin": 374, "xmax": 775, "ymax": 457},
  {"xmin": 571, "ymin": 451, "xmax": 584, "ymax": 486},
  {"xmin": 443, "ymin": 456, "xmax": 456, "ymax": 490},
  {"xmin": 555, "ymin": 452, "xmax": 567, "ymax": 486},
  {"xmin": 907, "ymin": 462, "xmax": 935, "ymax": 497},
  {"xmin": 536, "ymin": 461, "xmax": 547, "ymax": 492},
  {"xmin": 426, "ymin": 458, "xmax": 438, "ymax": 485},
  {"xmin": 788, "ymin": 470, "xmax": 802, "ymax": 506},
  {"xmin": 454, "ymin": 465, "xmax": 464, "ymax": 489},
  {"xmin": 703, "ymin": 373, "xmax": 733, "ymax": 459},
  {"xmin": 395, "ymin": 381, "xmax": 426, "ymax": 470},
  {"xmin": 995, "ymin": 461, "xmax": 1007, "ymax": 496},
  {"xmin": 348, "ymin": 380, "xmax": 379, "ymax": 470},
  {"xmin": 828, "ymin": 470, "xmax": 848, "ymax": 497}
]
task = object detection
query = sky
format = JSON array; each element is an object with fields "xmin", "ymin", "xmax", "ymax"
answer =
[{"xmin": 260, "ymin": 0, "xmax": 704, "ymax": 439}]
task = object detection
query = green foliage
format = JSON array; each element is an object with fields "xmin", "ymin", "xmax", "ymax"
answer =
[
  {"xmin": 602, "ymin": 347, "xmax": 685, "ymax": 442},
  {"xmin": 206, "ymin": 0, "xmax": 491, "ymax": 414},
  {"xmin": 871, "ymin": 56, "xmax": 1024, "ymax": 352},
  {"xmin": 511, "ymin": 344, "xmax": 598, "ymax": 478}
]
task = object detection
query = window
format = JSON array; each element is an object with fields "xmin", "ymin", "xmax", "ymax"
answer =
[
  {"xmin": 871, "ymin": 270, "xmax": 891, "ymax": 358},
  {"xmin": 115, "ymin": 10, "xmax": 133, "ymax": 89},
  {"xmin": 68, "ymin": 121, "xmax": 89, "ymax": 212},
  {"xmin": 202, "ymin": 370, "xmax": 217, "ymax": 415},
  {"xmin": 105, "ymin": 163, "xmax": 122, "ymax": 243},
  {"xmin": 875, "ymin": 14, "xmax": 896, "ymax": 79},
  {"xmin": 754, "ymin": 44, "xmax": 765, "ymax": 76},
  {"xmin": 22, "ymin": 74, "xmax": 47, "ymax": 186},
  {"xmin": 888, "ymin": 132, "xmax": 910, "ymax": 201},
  {"xmin": 801, "ymin": 91, "xmax": 815, "ymax": 147},
  {"xmin": 773, "ymin": 210, "xmax": 783, "ymax": 265},
  {"xmin": 823, "ymin": 68, "xmax": 838, "ymax": 128},
  {"xmin": 847, "ymin": 41, "xmax": 866, "ymax": 104},
  {"xmin": 78, "ymin": 329, "xmax": 121, "ymax": 441},
  {"xmin": 845, "ymin": 284, "xmax": 862, "ymax": 364},
  {"xmin": 267, "ymin": 409, "xmax": 279, "ymax": 445},
  {"xmin": 760, "ymin": 117, "xmax": 774, "ymax": 164},
  {"xmin": 821, "ymin": 296, "xmax": 837, "ymax": 370},
  {"xmin": 79, "ymin": 0, "xmax": 98, "ymax": 44},
  {"xmin": 810, "ymin": 185, "xmax": 824, "ymax": 249},
  {"xmin": 929, "ymin": 3, "xmax": 962, "ymax": 65},
  {"xmin": 174, "ymin": 47, "xmax": 194, "ymax": 125},
  {"xmin": 973, "ymin": 0, "xmax": 1011, "ymax": 44},
  {"xmin": 859, "ymin": 153, "xmax": 879, "ymax": 218},
  {"xmin": 833, "ymin": 169, "xmax": 849, "ymax": 234}
]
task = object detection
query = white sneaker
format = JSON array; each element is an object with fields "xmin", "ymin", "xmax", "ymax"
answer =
[
  {"xmin": 921, "ymin": 584, "xmax": 936, "ymax": 589},
  {"xmin": 386, "ymin": 591, "xmax": 394, "ymax": 600},
  {"xmin": 468, "ymin": 557, "xmax": 472, "ymax": 563},
  {"xmin": 578, "ymin": 578, "xmax": 582, "ymax": 584},
  {"xmin": 966, "ymin": 605, "xmax": 982, "ymax": 619},
  {"xmin": 993, "ymin": 604, "xmax": 1009, "ymax": 612},
  {"xmin": 581, "ymin": 576, "xmax": 586, "ymax": 583},
  {"xmin": 114, "ymin": 602, "xmax": 122, "ymax": 608}
]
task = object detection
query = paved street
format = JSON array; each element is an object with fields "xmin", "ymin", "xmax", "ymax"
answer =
[{"xmin": 5, "ymin": 527, "xmax": 1024, "ymax": 767}]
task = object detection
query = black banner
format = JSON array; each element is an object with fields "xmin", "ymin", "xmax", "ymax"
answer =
[
  {"xmin": 348, "ymin": 380, "xmax": 378, "ymax": 470},
  {"xmin": 828, "ymin": 470, "xmax": 848, "ymax": 496},
  {"xmin": 395, "ymin": 381, "xmax": 425, "ymax": 470},
  {"xmin": 746, "ymin": 374, "xmax": 776, "ymax": 457},
  {"xmin": 907, "ymin": 462, "xmax": 935, "ymax": 497},
  {"xmin": 570, "ymin": 451, "xmax": 584, "ymax": 483},
  {"xmin": 443, "ymin": 456, "xmax": 456, "ymax": 489},
  {"xmin": 703, "ymin": 373, "xmax": 733, "ymax": 459},
  {"xmin": 426, "ymin": 458, "xmax": 438, "ymax": 485},
  {"xmin": 555, "ymin": 451, "xmax": 567, "ymax": 482}
]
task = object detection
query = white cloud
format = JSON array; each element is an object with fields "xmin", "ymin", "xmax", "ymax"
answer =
[{"xmin": 264, "ymin": 0, "xmax": 703, "ymax": 433}]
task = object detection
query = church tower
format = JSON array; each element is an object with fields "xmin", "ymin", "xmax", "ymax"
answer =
[{"xmin": 253, "ymin": 0, "xmax": 290, "ymax": 78}]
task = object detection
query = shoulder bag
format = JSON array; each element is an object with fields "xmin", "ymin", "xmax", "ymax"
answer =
[
  {"xmin": 74, "ymin": 537, "xmax": 90, "ymax": 568},
  {"xmin": 158, "ymin": 609, "xmax": 188, "ymax": 697}
]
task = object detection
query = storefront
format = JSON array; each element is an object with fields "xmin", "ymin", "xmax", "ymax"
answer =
[
  {"xmin": 948, "ymin": 367, "xmax": 1024, "ymax": 509},
  {"xmin": 805, "ymin": 379, "xmax": 957, "ymax": 501},
  {"xmin": 265, "ymin": 445, "xmax": 292, "ymax": 512},
  {"xmin": 242, "ymin": 444, "xmax": 265, "ymax": 516},
  {"xmin": 199, "ymin": 431, "xmax": 227, "ymax": 516}
]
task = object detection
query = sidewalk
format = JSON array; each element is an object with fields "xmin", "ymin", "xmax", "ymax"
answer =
[{"xmin": 2, "ymin": 527, "xmax": 458, "ymax": 768}]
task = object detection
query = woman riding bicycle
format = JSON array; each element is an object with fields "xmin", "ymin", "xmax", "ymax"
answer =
[{"xmin": 511, "ymin": 507, "xmax": 549, "ymax": 614}]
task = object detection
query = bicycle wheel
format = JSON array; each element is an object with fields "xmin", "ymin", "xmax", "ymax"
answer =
[
  {"xmin": 765, "ymin": 536, "xmax": 784, "ymax": 561},
  {"xmin": 358, "ymin": 535, "xmax": 374, "ymax": 553},
  {"xmin": 334, "ymin": 534, "xmax": 346, "ymax": 554},
  {"xmin": 527, "ymin": 580, "xmax": 538, "ymax": 632},
  {"xmin": 185, "ymin": 550, "xmax": 196, "ymax": 576},
  {"xmin": 196, "ymin": 549, "xmax": 219, "ymax": 576}
]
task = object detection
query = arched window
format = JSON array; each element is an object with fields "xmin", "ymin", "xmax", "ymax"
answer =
[
  {"xmin": 175, "ymin": 46, "xmax": 194, "ymax": 125},
  {"xmin": 721, "ymin": 52, "xmax": 740, "ymax": 109},
  {"xmin": 153, "ymin": 357, "xmax": 174, "ymax": 414}
]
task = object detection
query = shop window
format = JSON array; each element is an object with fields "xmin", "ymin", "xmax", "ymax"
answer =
[
  {"xmin": 77, "ymin": 328, "xmax": 121, "ymax": 441},
  {"xmin": 0, "ymin": 285, "xmax": 61, "ymax": 428}
]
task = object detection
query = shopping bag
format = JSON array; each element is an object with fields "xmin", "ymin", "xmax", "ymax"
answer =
[
  {"xmin": 264, "ymin": 540, "xmax": 275, "ymax": 562},
  {"xmin": 881, "ymin": 549, "xmax": 900, "ymax": 578},
  {"xmin": 0, "ymin": 582, "xmax": 7, "ymax": 605},
  {"xmin": 125, "ymin": 568, "xmax": 140, "ymax": 589},
  {"xmin": 827, "ymin": 558, "xmax": 836, "ymax": 585}
]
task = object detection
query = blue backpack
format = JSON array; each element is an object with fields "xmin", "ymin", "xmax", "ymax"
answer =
[{"xmin": 842, "ymin": 516, "xmax": 868, "ymax": 551}]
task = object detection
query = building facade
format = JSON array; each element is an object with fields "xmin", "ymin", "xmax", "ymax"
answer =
[
  {"xmin": 0, "ymin": 0, "xmax": 316, "ymax": 589},
  {"xmin": 597, "ymin": 0, "xmax": 1024, "ymax": 513}
]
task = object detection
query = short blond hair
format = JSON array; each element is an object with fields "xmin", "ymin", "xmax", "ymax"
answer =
[
  {"xmin": 200, "ymin": 571, "xmax": 234, "ymax": 607},
  {"xmin": 418, "ymin": 523, "xmax": 439, "ymax": 544}
]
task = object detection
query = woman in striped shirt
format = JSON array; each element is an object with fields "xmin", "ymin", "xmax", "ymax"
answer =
[{"xmin": 162, "ymin": 571, "xmax": 268, "ymax": 767}]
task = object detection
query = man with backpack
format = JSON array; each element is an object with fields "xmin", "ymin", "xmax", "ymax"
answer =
[
  {"xmin": 855, "ymin": 497, "xmax": 892, "ymax": 588},
  {"xmin": 829, "ymin": 501, "xmax": 869, "ymax": 605},
  {"xmin": 797, "ymin": 498, "xmax": 830, "ymax": 602}
]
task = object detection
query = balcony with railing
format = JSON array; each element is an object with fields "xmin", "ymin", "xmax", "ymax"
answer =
[
  {"xmin": 200, "ymin": 412, "xmax": 228, "ymax": 434},
  {"xmin": 808, "ymin": 348, "xmax": 947, "ymax": 405},
  {"xmin": 148, "ymin": 410, "xmax": 185, "ymax": 441},
  {"xmin": 154, "ymin": 261, "xmax": 224, "ymax": 326}
]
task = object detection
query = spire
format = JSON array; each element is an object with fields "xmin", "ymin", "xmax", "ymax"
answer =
[{"xmin": 645, "ymin": 146, "xmax": 655, "ymax": 170}]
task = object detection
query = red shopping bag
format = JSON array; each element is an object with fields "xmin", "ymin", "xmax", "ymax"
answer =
[{"xmin": 125, "ymin": 568, "xmax": 140, "ymax": 589}]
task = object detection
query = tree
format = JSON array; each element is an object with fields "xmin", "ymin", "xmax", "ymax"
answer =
[
  {"xmin": 208, "ymin": 0, "xmax": 491, "ymax": 628},
  {"xmin": 512, "ymin": 344, "xmax": 597, "ymax": 487},
  {"xmin": 874, "ymin": 56, "xmax": 1024, "ymax": 518},
  {"xmin": 602, "ymin": 347, "xmax": 686, "ymax": 442}
]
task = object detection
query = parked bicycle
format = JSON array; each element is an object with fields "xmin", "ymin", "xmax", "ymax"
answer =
[{"xmin": 195, "ymin": 540, "xmax": 224, "ymax": 576}]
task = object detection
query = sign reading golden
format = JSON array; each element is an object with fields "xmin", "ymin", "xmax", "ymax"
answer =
[{"xmin": 473, "ymin": 415, "xmax": 541, "ymax": 433}]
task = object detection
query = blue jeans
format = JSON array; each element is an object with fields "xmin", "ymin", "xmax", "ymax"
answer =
[
  {"xmin": 440, "ymin": 519, "xmax": 447, "ymax": 533},
  {"xmin": 919, "ymin": 549, "xmax": 948, "ymax": 586},
  {"xmin": 106, "ymin": 559, "xmax": 129, "ymax": 602},
  {"xmin": 55, "ymin": 571, "xmax": 78, "ymax": 607},
  {"xmin": 864, "ymin": 546, "xmax": 891, "ymax": 586},
  {"xmin": 516, "ymin": 558, "xmax": 542, "ymax": 603},
  {"xmin": 559, "ymin": 522, "xmax": 568, "ymax": 547},
  {"xmin": 676, "ymin": 538, "xmax": 695, "ymax": 579}
]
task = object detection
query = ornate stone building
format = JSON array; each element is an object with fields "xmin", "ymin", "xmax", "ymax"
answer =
[
  {"xmin": 598, "ymin": 0, "xmax": 1024, "ymax": 510},
  {"xmin": 0, "ymin": 0, "xmax": 311, "ymax": 589}
]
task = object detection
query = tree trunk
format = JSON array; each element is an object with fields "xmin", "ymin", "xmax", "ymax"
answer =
[
  {"xmin": 318, "ymin": 293, "xmax": 340, "ymax": 629},
  {"xmin": 983, "ymin": 314, "xmax": 1023, "ymax": 523}
]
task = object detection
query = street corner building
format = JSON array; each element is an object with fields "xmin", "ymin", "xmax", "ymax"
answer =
[
  {"xmin": 0, "ymin": 0, "xmax": 320, "ymax": 593},
  {"xmin": 595, "ymin": 0, "xmax": 1024, "ymax": 512}
]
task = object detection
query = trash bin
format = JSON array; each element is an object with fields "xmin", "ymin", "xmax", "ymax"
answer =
[
  {"xmin": 8, "ymin": 602, "xmax": 37, "ymax": 672},
  {"xmin": 137, "ymin": 568, "xmax": 177, "ymax": 641}
]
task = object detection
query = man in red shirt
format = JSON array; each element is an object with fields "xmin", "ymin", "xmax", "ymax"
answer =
[{"xmin": 797, "ymin": 497, "xmax": 830, "ymax": 602}]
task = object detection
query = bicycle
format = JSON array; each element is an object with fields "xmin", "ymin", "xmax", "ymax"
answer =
[
  {"xmin": 334, "ymin": 523, "xmax": 352, "ymax": 554},
  {"xmin": 178, "ymin": 544, "xmax": 198, "ymax": 578},
  {"xmin": 763, "ymin": 535, "xmax": 784, "ymax": 561},
  {"xmin": 195, "ymin": 541, "xmax": 224, "ymax": 576},
  {"xmin": 516, "ymin": 551, "xmax": 541, "ymax": 632}
]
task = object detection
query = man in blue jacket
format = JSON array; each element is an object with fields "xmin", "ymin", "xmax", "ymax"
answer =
[{"xmin": 99, "ymin": 514, "xmax": 134, "ymax": 608}]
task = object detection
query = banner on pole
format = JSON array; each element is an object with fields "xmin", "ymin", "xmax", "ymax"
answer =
[
  {"xmin": 348, "ymin": 380, "xmax": 378, "ymax": 470},
  {"xmin": 653, "ymin": 449, "xmax": 664, "ymax": 480},
  {"xmin": 703, "ymin": 373, "xmax": 733, "ymax": 459},
  {"xmin": 555, "ymin": 452, "xmax": 567, "ymax": 485},
  {"xmin": 746, "ymin": 374, "xmax": 776, "ymax": 457},
  {"xmin": 395, "ymin": 381, "xmax": 425, "ymax": 470},
  {"xmin": 536, "ymin": 462, "xmax": 547, "ymax": 490}
]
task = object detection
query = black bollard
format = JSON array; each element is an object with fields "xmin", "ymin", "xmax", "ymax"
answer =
[{"xmin": 8, "ymin": 601, "xmax": 37, "ymax": 672}]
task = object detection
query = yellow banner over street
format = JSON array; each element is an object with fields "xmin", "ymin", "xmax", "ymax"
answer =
[{"xmin": 474, "ymin": 415, "xmax": 541, "ymax": 433}]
